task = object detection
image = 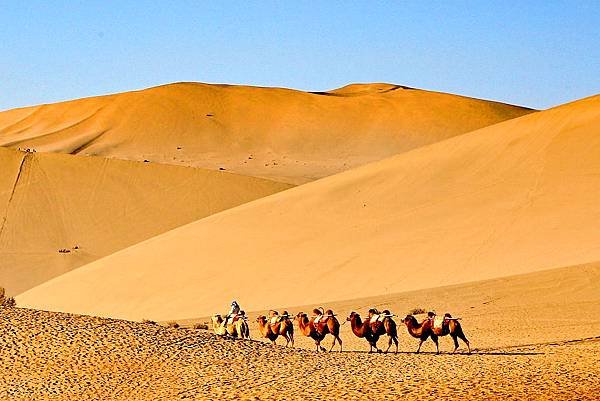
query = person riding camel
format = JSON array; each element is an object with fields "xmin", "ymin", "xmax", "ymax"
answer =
[{"xmin": 222, "ymin": 300, "xmax": 241, "ymax": 327}]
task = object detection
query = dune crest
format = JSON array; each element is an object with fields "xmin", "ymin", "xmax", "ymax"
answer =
[{"xmin": 0, "ymin": 82, "xmax": 533, "ymax": 184}]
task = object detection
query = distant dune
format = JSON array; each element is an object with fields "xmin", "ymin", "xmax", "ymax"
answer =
[
  {"xmin": 0, "ymin": 148, "xmax": 291, "ymax": 295},
  {"xmin": 16, "ymin": 94, "xmax": 600, "ymax": 320},
  {"xmin": 0, "ymin": 82, "xmax": 533, "ymax": 184}
]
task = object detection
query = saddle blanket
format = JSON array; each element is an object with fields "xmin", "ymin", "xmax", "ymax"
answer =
[
  {"xmin": 433, "ymin": 317, "xmax": 445, "ymax": 329},
  {"xmin": 313, "ymin": 315, "xmax": 330, "ymax": 324},
  {"xmin": 369, "ymin": 314, "xmax": 389, "ymax": 323}
]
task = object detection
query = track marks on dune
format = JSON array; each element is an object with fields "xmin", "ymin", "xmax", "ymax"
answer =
[{"xmin": 0, "ymin": 152, "xmax": 30, "ymax": 241}]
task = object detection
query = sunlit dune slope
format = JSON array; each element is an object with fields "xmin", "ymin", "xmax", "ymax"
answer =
[
  {"xmin": 18, "ymin": 94, "xmax": 600, "ymax": 321},
  {"xmin": 0, "ymin": 148, "xmax": 291, "ymax": 295},
  {"xmin": 0, "ymin": 82, "xmax": 533, "ymax": 184}
]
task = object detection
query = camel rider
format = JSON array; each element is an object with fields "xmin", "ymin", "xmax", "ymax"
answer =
[
  {"xmin": 427, "ymin": 311, "xmax": 436, "ymax": 321},
  {"xmin": 223, "ymin": 300, "xmax": 240, "ymax": 327}
]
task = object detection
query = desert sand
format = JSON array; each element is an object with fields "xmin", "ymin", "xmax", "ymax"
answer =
[
  {"xmin": 0, "ymin": 82, "xmax": 532, "ymax": 184},
  {"xmin": 2, "ymin": 81, "xmax": 598, "ymax": 400},
  {"xmin": 0, "ymin": 147, "xmax": 291, "ymax": 294},
  {"xmin": 2, "ymin": 262, "xmax": 599, "ymax": 400},
  {"xmin": 17, "ymin": 93, "xmax": 600, "ymax": 321}
]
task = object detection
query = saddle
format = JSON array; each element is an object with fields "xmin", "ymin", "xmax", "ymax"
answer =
[
  {"xmin": 312, "ymin": 314, "xmax": 328, "ymax": 325},
  {"xmin": 269, "ymin": 315, "xmax": 286, "ymax": 325},
  {"xmin": 227, "ymin": 314, "xmax": 244, "ymax": 324},
  {"xmin": 369, "ymin": 314, "xmax": 387, "ymax": 323},
  {"xmin": 432, "ymin": 316, "xmax": 445, "ymax": 330}
]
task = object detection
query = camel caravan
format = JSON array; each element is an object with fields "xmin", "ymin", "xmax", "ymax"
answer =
[{"xmin": 212, "ymin": 301, "xmax": 471, "ymax": 354}]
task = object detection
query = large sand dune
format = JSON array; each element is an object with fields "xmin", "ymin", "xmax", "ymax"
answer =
[
  {"xmin": 0, "ymin": 148, "xmax": 291, "ymax": 294},
  {"xmin": 0, "ymin": 82, "xmax": 533, "ymax": 184},
  {"xmin": 17, "ymin": 93, "xmax": 600, "ymax": 321}
]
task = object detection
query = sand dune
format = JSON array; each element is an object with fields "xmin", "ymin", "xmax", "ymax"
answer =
[
  {"xmin": 0, "ymin": 82, "xmax": 533, "ymax": 184},
  {"xmin": 0, "ymin": 148, "xmax": 291, "ymax": 295},
  {"xmin": 16, "ymin": 93, "xmax": 600, "ymax": 321},
  {"xmin": 3, "ymin": 262, "xmax": 600, "ymax": 400}
]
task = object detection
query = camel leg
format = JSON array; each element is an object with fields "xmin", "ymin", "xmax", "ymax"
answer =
[
  {"xmin": 328, "ymin": 336, "xmax": 336, "ymax": 352},
  {"xmin": 385, "ymin": 336, "xmax": 392, "ymax": 353},
  {"xmin": 451, "ymin": 334, "xmax": 459, "ymax": 353},
  {"xmin": 416, "ymin": 340, "xmax": 424, "ymax": 353},
  {"xmin": 432, "ymin": 334, "xmax": 439, "ymax": 354},
  {"xmin": 290, "ymin": 332, "xmax": 294, "ymax": 348},
  {"xmin": 458, "ymin": 332, "xmax": 471, "ymax": 353},
  {"xmin": 394, "ymin": 336, "xmax": 399, "ymax": 354}
]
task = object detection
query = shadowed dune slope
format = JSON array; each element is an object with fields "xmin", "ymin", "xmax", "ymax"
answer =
[
  {"xmin": 17, "ymin": 94, "xmax": 600, "ymax": 321},
  {"xmin": 0, "ymin": 82, "xmax": 533, "ymax": 184},
  {"xmin": 0, "ymin": 148, "xmax": 291, "ymax": 294}
]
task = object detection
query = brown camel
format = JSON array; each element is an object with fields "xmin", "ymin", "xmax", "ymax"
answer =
[
  {"xmin": 431, "ymin": 313, "xmax": 471, "ymax": 353},
  {"xmin": 212, "ymin": 314, "xmax": 250, "ymax": 339},
  {"xmin": 256, "ymin": 312, "xmax": 294, "ymax": 347},
  {"xmin": 295, "ymin": 308, "xmax": 342, "ymax": 352},
  {"xmin": 402, "ymin": 315, "xmax": 439, "ymax": 354},
  {"xmin": 347, "ymin": 310, "xmax": 399, "ymax": 353}
]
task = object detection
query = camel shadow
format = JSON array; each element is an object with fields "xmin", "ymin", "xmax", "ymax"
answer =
[{"xmin": 335, "ymin": 349, "xmax": 543, "ymax": 356}]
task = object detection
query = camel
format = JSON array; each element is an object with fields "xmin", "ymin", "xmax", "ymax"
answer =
[
  {"xmin": 347, "ymin": 310, "xmax": 399, "ymax": 353},
  {"xmin": 294, "ymin": 308, "xmax": 342, "ymax": 352},
  {"xmin": 256, "ymin": 312, "xmax": 294, "ymax": 347},
  {"xmin": 402, "ymin": 315, "xmax": 439, "ymax": 354},
  {"xmin": 211, "ymin": 314, "xmax": 250, "ymax": 339},
  {"xmin": 431, "ymin": 313, "xmax": 471, "ymax": 353}
]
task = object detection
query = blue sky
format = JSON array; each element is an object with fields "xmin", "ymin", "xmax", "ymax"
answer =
[{"xmin": 1, "ymin": 1, "xmax": 599, "ymax": 111}]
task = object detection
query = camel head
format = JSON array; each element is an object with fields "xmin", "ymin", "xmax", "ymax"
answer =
[{"xmin": 347, "ymin": 311, "xmax": 359, "ymax": 322}]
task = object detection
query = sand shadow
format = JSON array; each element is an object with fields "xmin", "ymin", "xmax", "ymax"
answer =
[{"xmin": 327, "ymin": 349, "xmax": 543, "ymax": 356}]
